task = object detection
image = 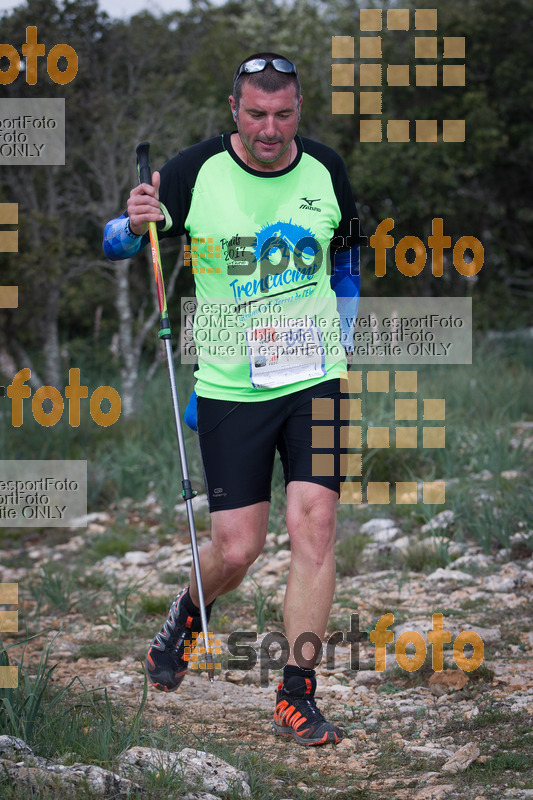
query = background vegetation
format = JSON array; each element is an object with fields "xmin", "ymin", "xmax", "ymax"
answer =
[
  {"xmin": 0, "ymin": 0, "xmax": 531, "ymax": 513},
  {"xmin": 0, "ymin": 7, "xmax": 531, "ymax": 793}
]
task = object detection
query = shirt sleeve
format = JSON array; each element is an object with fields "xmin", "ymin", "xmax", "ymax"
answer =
[
  {"xmin": 103, "ymin": 214, "xmax": 148, "ymax": 261},
  {"xmin": 330, "ymin": 245, "xmax": 360, "ymax": 353}
]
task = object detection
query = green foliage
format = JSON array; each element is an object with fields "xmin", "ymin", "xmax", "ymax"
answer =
[
  {"xmin": 336, "ymin": 533, "xmax": 370, "ymax": 575},
  {"xmin": 246, "ymin": 577, "xmax": 282, "ymax": 633},
  {"xmin": 452, "ymin": 479, "xmax": 533, "ymax": 553},
  {"xmin": 0, "ymin": 632, "xmax": 151, "ymax": 766},
  {"xmin": 468, "ymin": 662, "xmax": 495, "ymax": 683},
  {"xmin": 106, "ymin": 575, "xmax": 147, "ymax": 637},
  {"xmin": 0, "ymin": 633, "xmax": 78, "ymax": 745},
  {"xmin": 400, "ymin": 540, "xmax": 449, "ymax": 573},
  {"xmin": 88, "ymin": 525, "xmax": 141, "ymax": 560},
  {"xmin": 76, "ymin": 641, "xmax": 124, "ymax": 661},
  {"xmin": 480, "ymin": 751, "xmax": 532, "ymax": 772},
  {"xmin": 1, "ymin": 0, "xmax": 531, "ymax": 391},
  {"xmin": 158, "ymin": 570, "xmax": 190, "ymax": 586},
  {"xmin": 39, "ymin": 681, "xmax": 149, "ymax": 765},
  {"xmin": 31, "ymin": 563, "xmax": 81, "ymax": 613},
  {"xmin": 138, "ymin": 593, "xmax": 171, "ymax": 617}
]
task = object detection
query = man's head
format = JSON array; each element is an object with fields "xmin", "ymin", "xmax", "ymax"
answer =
[
  {"xmin": 232, "ymin": 52, "xmax": 301, "ymax": 112},
  {"xmin": 229, "ymin": 53, "xmax": 302, "ymax": 170}
]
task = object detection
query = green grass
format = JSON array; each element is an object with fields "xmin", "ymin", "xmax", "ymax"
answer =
[
  {"xmin": 400, "ymin": 539, "xmax": 450, "ymax": 572},
  {"xmin": 104, "ymin": 575, "xmax": 148, "ymax": 637},
  {"xmin": 245, "ymin": 577, "xmax": 283, "ymax": 633},
  {"xmin": 31, "ymin": 562, "xmax": 82, "ymax": 614},
  {"xmin": 137, "ymin": 593, "xmax": 171, "ymax": 616},
  {"xmin": 451, "ymin": 479, "xmax": 533, "ymax": 553},
  {"xmin": 335, "ymin": 533, "xmax": 371, "ymax": 575},
  {"xmin": 478, "ymin": 751, "xmax": 531, "ymax": 772},
  {"xmin": 88, "ymin": 523, "xmax": 146, "ymax": 561},
  {"xmin": 158, "ymin": 570, "xmax": 190, "ymax": 586},
  {"xmin": 76, "ymin": 641, "xmax": 125, "ymax": 661},
  {"xmin": 0, "ymin": 632, "xmax": 85, "ymax": 746}
]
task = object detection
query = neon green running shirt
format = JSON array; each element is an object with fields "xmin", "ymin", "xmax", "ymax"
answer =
[{"xmin": 157, "ymin": 132, "xmax": 362, "ymax": 402}]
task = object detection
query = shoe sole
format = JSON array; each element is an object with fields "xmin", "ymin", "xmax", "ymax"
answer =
[
  {"xmin": 271, "ymin": 721, "xmax": 342, "ymax": 746},
  {"xmin": 146, "ymin": 673, "xmax": 187, "ymax": 692}
]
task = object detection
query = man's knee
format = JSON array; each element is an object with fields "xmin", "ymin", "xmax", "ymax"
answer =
[
  {"xmin": 288, "ymin": 493, "xmax": 336, "ymax": 535},
  {"xmin": 211, "ymin": 524, "xmax": 265, "ymax": 577},
  {"xmin": 218, "ymin": 543, "xmax": 259, "ymax": 575},
  {"xmin": 286, "ymin": 487, "xmax": 337, "ymax": 558}
]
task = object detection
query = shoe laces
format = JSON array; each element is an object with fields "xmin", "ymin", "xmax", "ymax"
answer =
[
  {"xmin": 281, "ymin": 680, "xmax": 326, "ymax": 723},
  {"xmin": 156, "ymin": 597, "xmax": 190, "ymax": 650},
  {"xmin": 296, "ymin": 695, "xmax": 326, "ymax": 722}
]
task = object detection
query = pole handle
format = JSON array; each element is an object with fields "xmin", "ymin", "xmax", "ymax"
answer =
[{"xmin": 136, "ymin": 141, "xmax": 152, "ymax": 186}]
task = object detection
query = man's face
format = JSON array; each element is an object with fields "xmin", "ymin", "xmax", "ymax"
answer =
[{"xmin": 229, "ymin": 82, "xmax": 302, "ymax": 170}]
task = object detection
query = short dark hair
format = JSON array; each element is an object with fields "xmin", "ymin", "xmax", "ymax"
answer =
[{"xmin": 233, "ymin": 52, "xmax": 301, "ymax": 110}]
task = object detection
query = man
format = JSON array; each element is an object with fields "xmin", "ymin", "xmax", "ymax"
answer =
[{"xmin": 103, "ymin": 53, "xmax": 362, "ymax": 746}]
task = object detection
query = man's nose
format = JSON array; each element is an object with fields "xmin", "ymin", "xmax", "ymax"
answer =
[{"xmin": 263, "ymin": 115, "xmax": 277, "ymax": 137}]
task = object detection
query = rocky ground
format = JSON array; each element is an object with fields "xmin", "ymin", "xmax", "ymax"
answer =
[{"xmin": 1, "ymin": 482, "xmax": 533, "ymax": 800}]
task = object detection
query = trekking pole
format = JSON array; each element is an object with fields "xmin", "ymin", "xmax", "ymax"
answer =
[{"xmin": 136, "ymin": 141, "xmax": 214, "ymax": 682}]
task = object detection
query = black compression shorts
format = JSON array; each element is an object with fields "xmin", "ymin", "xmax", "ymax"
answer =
[{"xmin": 197, "ymin": 378, "xmax": 346, "ymax": 512}]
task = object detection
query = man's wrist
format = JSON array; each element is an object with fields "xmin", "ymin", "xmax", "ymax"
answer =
[
  {"xmin": 126, "ymin": 218, "xmax": 143, "ymax": 237},
  {"xmin": 103, "ymin": 215, "xmax": 145, "ymax": 261}
]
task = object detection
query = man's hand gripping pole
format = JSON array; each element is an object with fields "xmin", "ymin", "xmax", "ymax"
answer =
[{"xmin": 136, "ymin": 141, "xmax": 215, "ymax": 681}]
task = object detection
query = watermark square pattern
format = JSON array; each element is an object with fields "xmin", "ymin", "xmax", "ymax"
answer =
[
  {"xmin": 184, "ymin": 237, "xmax": 222, "ymax": 275},
  {"xmin": 0, "ymin": 583, "xmax": 19, "ymax": 688},
  {"xmin": 332, "ymin": 8, "xmax": 466, "ymax": 142},
  {"xmin": 312, "ymin": 370, "xmax": 446, "ymax": 505},
  {"xmin": 0, "ymin": 203, "xmax": 18, "ymax": 254},
  {"xmin": 184, "ymin": 631, "xmax": 223, "ymax": 672}
]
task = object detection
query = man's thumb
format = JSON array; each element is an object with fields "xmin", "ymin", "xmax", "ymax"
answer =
[{"xmin": 152, "ymin": 170, "xmax": 161, "ymax": 197}]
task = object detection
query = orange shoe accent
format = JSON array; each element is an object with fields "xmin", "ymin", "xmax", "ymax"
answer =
[
  {"xmin": 273, "ymin": 680, "xmax": 344, "ymax": 746},
  {"xmin": 293, "ymin": 716, "xmax": 308, "ymax": 731},
  {"xmin": 314, "ymin": 732, "xmax": 329, "ymax": 745}
]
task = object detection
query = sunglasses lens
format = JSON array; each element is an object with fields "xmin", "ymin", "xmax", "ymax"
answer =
[
  {"xmin": 242, "ymin": 59, "xmax": 268, "ymax": 74},
  {"xmin": 238, "ymin": 57, "xmax": 297, "ymax": 78},
  {"xmin": 271, "ymin": 59, "xmax": 296, "ymax": 73}
]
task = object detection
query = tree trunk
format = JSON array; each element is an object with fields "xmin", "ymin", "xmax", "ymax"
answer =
[
  {"xmin": 42, "ymin": 283, "xmax": 62, "ymax": 388},
  {"xmin": 114, "ymin": 258, "xmax": 138, "ymax": 420}
]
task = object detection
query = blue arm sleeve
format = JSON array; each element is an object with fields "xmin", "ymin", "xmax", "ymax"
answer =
[
  {"xmin": 330, "ymin": 245, "xmax": 360, "ymax": 353},
  {"xmin": 103, "ymin": 214, "xmax": 146, "ymax": 261},
  {"xmin": 184, "ymin": 389, "xmax": 198, "ymax": 432}
]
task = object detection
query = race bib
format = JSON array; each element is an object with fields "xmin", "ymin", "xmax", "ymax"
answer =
[{"xmin": 246, "ymin": 319, "xmax": 326, "ymax": 389}]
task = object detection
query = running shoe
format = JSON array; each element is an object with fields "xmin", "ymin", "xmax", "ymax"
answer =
[
  {"xmin": 145, "ymin": 587, "xmax": 210, "ymax": 692},
  {"xmin": 272, "ymin": 675, "xmax": 343, "ymax": 745}
]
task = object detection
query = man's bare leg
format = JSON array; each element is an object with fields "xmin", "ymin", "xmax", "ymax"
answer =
[
  {"xmin": 146, "ymin": 501, "xmax": 270, "ymax": 692},
  {"xmin": 272, "ymin": 481, "xmax": 342, "ymax": 744},
  {"xmin": 284, "ymin": 481, "xmax": 338, "ymax": 667},
  {"xmin": 188, "ymin": 500, "xmax": 270, "ymax": 606}
]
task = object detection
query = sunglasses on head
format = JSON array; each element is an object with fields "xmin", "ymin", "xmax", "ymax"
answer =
[{"xmin": 235, "ymin": 57, "xmax": 298, "ymax": 80}]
